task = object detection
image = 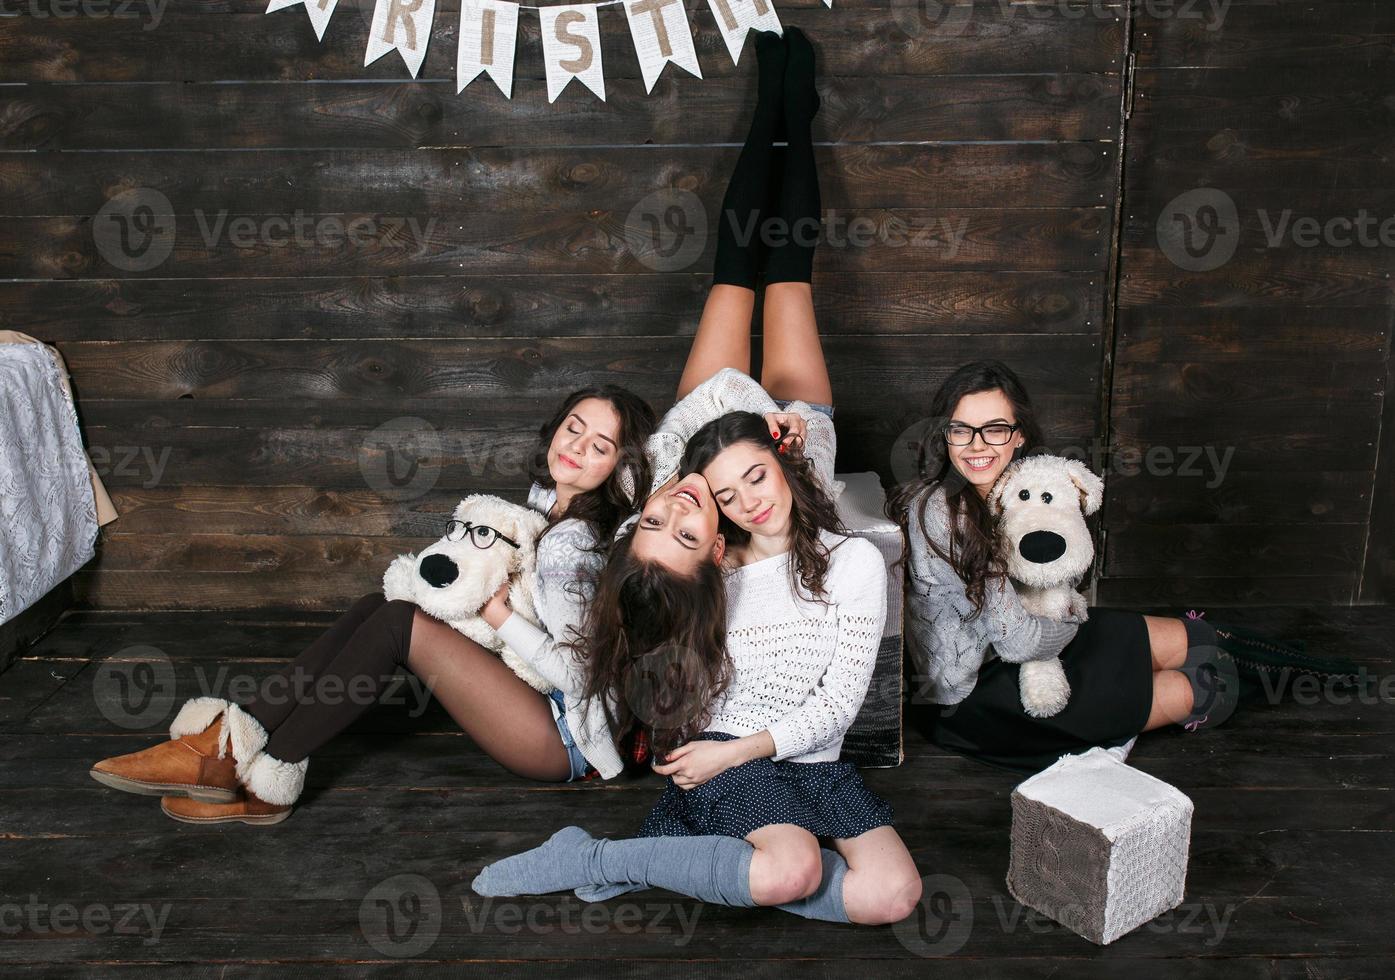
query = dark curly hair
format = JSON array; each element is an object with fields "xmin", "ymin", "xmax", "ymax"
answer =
[
  {"xmin": 886, "ymin": 359, "xmax": 1044, "ymax": 616},
  {"xmin": 681, "ymin": 410, "xmax": 846, "ymax": 602},
  {"xmin": 576, "ymin": 528, "xmax": 732, "ymax": 760},
  {"xmin": 529, "ymin": 384, "xmax": 656, "ymax": 543}
]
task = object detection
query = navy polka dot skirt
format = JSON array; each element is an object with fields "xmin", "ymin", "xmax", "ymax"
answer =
[{"xmin": 638, "ymin": 733, "xmax": 895, "ymax": 841}]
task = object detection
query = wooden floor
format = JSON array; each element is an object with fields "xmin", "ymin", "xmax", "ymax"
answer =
[{"xmin": 2, "ymin": 605, "xmax": 1392, "ymax": 977}]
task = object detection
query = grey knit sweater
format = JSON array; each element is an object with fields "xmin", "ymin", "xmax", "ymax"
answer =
[{"xmin": 903, "ymin": 486, "xmax": 1084, "ymax": 705}]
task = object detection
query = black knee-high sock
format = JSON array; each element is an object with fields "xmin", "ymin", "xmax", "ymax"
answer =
[
  {"xmin": 255, "ymin": 598, "xmax": 418, "ymax": 763},
  {"xmin": 765, "ymin": 27, "xmax": 822, "ymax": 285},
  {"xmin": 712, "ymin": 31, "xmax": 785, "ymax": 288}
]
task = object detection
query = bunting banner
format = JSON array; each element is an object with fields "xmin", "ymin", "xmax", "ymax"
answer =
[
  {"xmin": 539, "ymin": 4, "xmax": 606, "ymax": 103},
  {"xmin": 705, "ymin": 0, "xmax": 781, "ymax": 65},
  {"xmin": 457, "ymin": 0, "xmax": 520, "ymax": 97},
  {"xmin": 265, "ymin": 0, "xmax": 339, "ymax": 41},
  {"xmin": 623, "ymin": 0, "xmax": 702, "ymax": 94},
  {"xmin": 364, "ymin": 0, "xmax": 439, "ymax": 79},
  {"xmin": 268, "ymin": 0, "xmax": 828, "ymax": 101}
]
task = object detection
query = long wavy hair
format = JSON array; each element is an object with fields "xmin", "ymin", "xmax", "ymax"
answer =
[
  {"xmin": 576, "ymin": 529, "xmax": 732, "ymax": 759},
  {"xmin": 886, "ymin": 360, "xmax": 1044, "ymax": 616},
  {"xmin": 529, "ymin": 385, "xmax": 656, "ymax": 544},
  {"xmin": 681, "ymin": 410, "xmax": 846, "ymax": 602}
]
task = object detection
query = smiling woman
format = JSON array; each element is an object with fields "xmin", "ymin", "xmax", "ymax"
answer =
[{"xmin": 89, "ymin": 382, "xmax": 657, "ymax": 823}]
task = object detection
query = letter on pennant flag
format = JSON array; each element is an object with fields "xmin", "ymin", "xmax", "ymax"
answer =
[
  {"xmin": 364, "ymin": 0, "xmax": 438, "ymax": 79},
  {"xmin": 265, "ymin": 0, "xmax": 339, "ymax": 42},
  {"xmin": 458, "ymin": 0, "xmax": 519, "ymax": 97},
  {"xmin": 705, "ymin": 0, "xmax": 781, "ymax": 65},
  {"xmin": 623, "ymin": 0, "xmax": 702, "ymax": 94},
  {"xmin": 539, "ymin": 5, "xmax": 606, "ymax": 103}
]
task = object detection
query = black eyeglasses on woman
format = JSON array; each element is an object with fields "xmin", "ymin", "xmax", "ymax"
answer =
[{"xmin": 944, "ymin": 421, "xmax": 1020, "ymax": 446}]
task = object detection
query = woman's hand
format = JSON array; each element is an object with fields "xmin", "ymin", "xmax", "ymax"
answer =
[
  {"xmin": 480, "ymin": 580, "xmax": 512, "ymax": 630},
  {"xmin": 763, "ymin": 412, "xmax": 807, "ymax": 454},
  {"xmin": 653, "ymin": 738, "xmax": 750, "ymax": 789}
]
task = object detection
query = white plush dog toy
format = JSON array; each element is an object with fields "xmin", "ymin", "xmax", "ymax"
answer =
[
  {"xmin": 382, "ymin": 494, "xmax": 552, "ymax": 693},
  {"xmin": 987, "ymin": 455, "xmax": 1105, "ymax": 718}
]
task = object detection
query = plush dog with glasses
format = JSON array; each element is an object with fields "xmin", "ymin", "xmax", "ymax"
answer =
[{"xmin": 383, "ymin": 494, "xmax": 552, "ymax": 692}]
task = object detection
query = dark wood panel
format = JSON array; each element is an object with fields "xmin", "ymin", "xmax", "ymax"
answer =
[
  {"xmin": 0, "ymin": 3, "xmax": 1128, "ymax": 83},
  {"xmin": 1114, "ymin": 307, "xmax": 1390, "ymax": 360},
  {"xmin": 1095, "ymin": 574, "xmax": 1358, "ymax": 606},
  {"xmin": 1, "ymin": 207, "xmax": 1112, "ymax": 280},
  {"xmin": 1136, "ymin": 0, "xmax": 1395, "ymax": 70},
  {"xmin": 0, "ymin": 74, "xmax": 1120, "ymax": 150},
  {"xmin": 57, "ymin": 335, "xmax": 1100, "ymax": 402},
  {"xmin": 0, "ymin": 272, "xmax": 1105, "ymax": 340},
  {"xmin": 1102, "ymin": 523, "xmax": 1368, "ymax": 578},
  {"xmin": 1102, "ymin": 470, "xmax": 1372, "ymax": 527},
  {"xmin": 0, "ymin": 144, "xmax": 1119, "ymax": 215},
  {"xmin": 1132, "ymin": 66, "xmax": 1395, "ymax": 137},
  {"xmin": 1117, "ymin": 265, "xmax": 1395, "ymax": 308}
]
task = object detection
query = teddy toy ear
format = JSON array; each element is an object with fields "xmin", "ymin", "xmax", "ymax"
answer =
[
  {"xmin": 1064, "ymin": 460, "xmax": 1105, "ymax": 516},
  {"xmin": 985, "ymin": 465, "xmax": 1016, "ymax": 517}
]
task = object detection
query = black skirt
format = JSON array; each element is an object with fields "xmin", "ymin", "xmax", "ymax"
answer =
[
  {"xmin": 638, "ymin": 733, "xmax": 895, "ymax": 841},
  {"xmin": 914, "ymin": 607, "xmax": 1155, "ymax": 775}
]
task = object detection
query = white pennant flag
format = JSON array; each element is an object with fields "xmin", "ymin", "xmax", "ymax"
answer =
[
  {"xmin": 457, "ymin": 0, "xmax": 519, "ymax": 97},
  {"xmin": 705, "ymin": 0, "xmax": 781, "ymax": 65},
  {"xmin": 623, "ymin": 0, "xmax": 702, "ymax": 94},
  {"xmin": 265, "ymin": 0, "xmax": 339, "ymax": 42},
  {"xmin": 539, "ymin": 4, "xmax": 606, "ymax": 103},
  {"xmin": 364, "ymin": 0, "xmax": 438, "ymax": 79}
]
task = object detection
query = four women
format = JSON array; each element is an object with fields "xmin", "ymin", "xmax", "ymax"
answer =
[{"xmin": 88, "ymin": 25, "xmax": 1350, "ymax": 929}]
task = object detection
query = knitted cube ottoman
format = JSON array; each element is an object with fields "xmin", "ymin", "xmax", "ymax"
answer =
[{"xmin": 1006, "ymin": 747, "xmax": 1193, "ymax": 944}]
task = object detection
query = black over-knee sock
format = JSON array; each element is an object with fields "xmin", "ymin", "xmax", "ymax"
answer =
[
  {"xmin": 241, "ymin": 591, "xmax": 389, "ymax": 733},
  {"xmin": 765, "ymin": 27, "xmax": 822, "ymax": 285},
  {"xmin": 258, "ymin": 598, "xmax": 419, "ymax": 763},
  {"xmin": 712, "ymin": 31, "xmax": 786, "ymax": 288}
]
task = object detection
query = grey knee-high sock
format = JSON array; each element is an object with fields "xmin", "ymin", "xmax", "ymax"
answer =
[
  {"xmin": 775, "ymin": 848, "xmax": 850, "ymax": 923},
  {"xmin": 578, "ymin": 846, "xmax": 851, "ymax": 923},
  {"xmin": 472, "ymin": 826, "xmax": 757, "ymax": 908}
]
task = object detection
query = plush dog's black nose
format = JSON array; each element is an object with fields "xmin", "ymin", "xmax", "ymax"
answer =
[
  {"xmin": 1019, "ymin": 530, "xmax": 1067, "ymax": 564},
  {"xmin": 419, "ymin": 553, "xmax": 459, "ymax": 588}
]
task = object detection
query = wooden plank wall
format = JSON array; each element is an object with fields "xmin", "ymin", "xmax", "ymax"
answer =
[
  {"xmin": 0, "ymin": 0, "xmax": 1126, "ymax": 610},
  {"xmin": 1099, "ymin": 0, "xmax": 1395, "ymax": 607}
]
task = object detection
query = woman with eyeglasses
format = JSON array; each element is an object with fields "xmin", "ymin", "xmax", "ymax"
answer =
[
  {"xmin": 89, "ymin": 386, "xmax": 657, "ymax": 823},
  {"xmin": 888, "ymin": 359, "xmax": 1358, "ymax": 774}
]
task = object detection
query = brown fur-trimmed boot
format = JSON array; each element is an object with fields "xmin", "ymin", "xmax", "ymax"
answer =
[
  {"xmin": 161, "ymin": 788, "xmax": 292, "ymax": 826},
  {"xmin": 89, "ymin": 697, "xmax": 269, "ymax": 803}
]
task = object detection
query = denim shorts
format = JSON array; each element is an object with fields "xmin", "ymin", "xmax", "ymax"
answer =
[
  {"xmin": 772, "ymin": 397, "xmax": 835, "ymax": 420},
  {"xmin": 548, "ymin": 688, "xmax": 591, "ymax": 782}
]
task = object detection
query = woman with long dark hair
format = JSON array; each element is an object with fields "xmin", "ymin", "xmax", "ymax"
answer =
[
  {"xmin": 891, "ymin": 359, "xmax": 1360, "ymax": 773},
  {"xmin": 469, "ymin": 29, "xmax": 922, "ymax": 926},
  {"xmin": 89, "ymin": 384, "xmax": 656, "ymax": 822}
]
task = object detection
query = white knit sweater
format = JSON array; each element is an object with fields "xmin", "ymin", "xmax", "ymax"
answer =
[{"xmin": 706, "ymin": 529, "xmax": 888, "ymax": 764}]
